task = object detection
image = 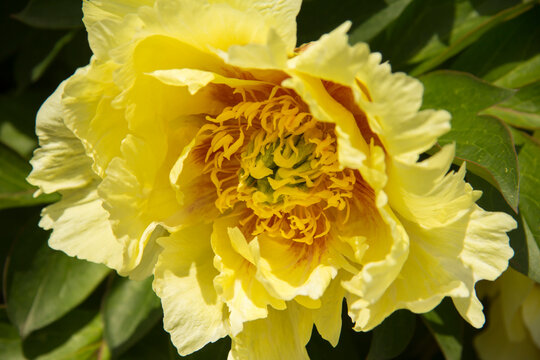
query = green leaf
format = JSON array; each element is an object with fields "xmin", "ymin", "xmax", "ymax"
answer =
[
  {"xmin": 370, "ymin": 0, "xmax": 534, "ymax": 73},
  {"xmin": 482, "ymin": 81, "xmax": 540, "ymax": 130},
  {"xmin": 349, "ymin": 0, "xmax": 413, "ymax": 43},
  {"xmin": 296, "ymin": 0, "xmax": 412, "ymax": 46},
  {"xmin": 420, "ymin": 71, "xmax": 519, "ymax": 211},
  {"xmin": 517, "ymin": 135, "xmax": 540, "ymax": 250},
  {"xmin": 366, "ymin": 310, "xmax": 416, "ymax": 360},
  {"xmin": 0, "ymin": 144, "xmax": 59, "ymax": 210},
  {"xmin": 103, "ymin": 277, "xmax": 162, "ymax": 356},
  {"xmin": 494, "ymin": 53, "xmax": 540, "ymax": 89},
  {"xmin": 409, "ymin": 1, "xmax": 534, "ymax": 76},
  {"xmin": 450, "ymin": 7, "xmax": 540, "ymax": 86},
  {"xmin": 5, "ymin": 220, "xmax": 110, "ymax": 337},
  {"xmin": 13, "ymin": 0, "xmax": 83, "ymax": 29},
  {"xmin": 23, "ymin": 310, "xmax": 105, "ymax": 360},
  {"xmin": 0, "ymin": 321, "xmax": 25, "ymax": 360},
  {"xmin": 422, "ymin": 299, "xmax": 464, "ymax": 360}
]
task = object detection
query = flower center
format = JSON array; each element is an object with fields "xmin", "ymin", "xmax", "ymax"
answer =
[{"xmin": 195, "ymin": 87, "xmax": 356, "ymax": 244}]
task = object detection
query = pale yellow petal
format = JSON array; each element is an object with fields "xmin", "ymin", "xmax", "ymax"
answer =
[
  {"xmin": 27, "ymin": 81, "xmax": 95, "ymax": 194},
  {"xmin": 229, "ymin": 303, "xmax": 312, "ymax": 360},
  {"xmin": 288, "ymin": 22, "xmax": 369, "ymax": 86},
  {"xmin": 211, "ymin": 0, "xmax": 301, "ymax": 51},
  {"xmin": 153, "ymin": 223, "xmax": 228, "ymax": 355},
  {"xmin": 387, "ymin": 146, "xmax": 481, "ymax": 229},
  {"xmin": 39, "ymin": 182, "xmax": 124, "ymax": 272},
  {"xmin": 475, "ymin": 297, "xmax": 540, "ymax": 360},
  {"xmin": 148, "ymin": 68, "xmax": 271, "ymax": 94},
  {"xmin": 83, "ymin": 0, "xmax": 153, "ymax": 60},
  {"xmin": 313, "ymin": 275, "xmax": 346, "ymax": 347},
  {"xmin": 341, "ymin": 203, "xmax": 409, "ymax": 308},
  {"xmin": 62, "ymin": 59, "xmax": 127, "ymax": 177},
  {"xmin": 454, "ymin": 207, "xmax": 516, "ymax": 328},
  {"xmin": 522, "ymin": 285, "xmax": 540, "ymax": 348},
  {"xmin": 219, "ymin": 29, "xmax": 288, "ymax": 70}
]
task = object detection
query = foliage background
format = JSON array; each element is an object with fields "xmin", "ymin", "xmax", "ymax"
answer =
[{"xmin": 0, "ymin": 0, "xmax": 539, "ymax": 359}]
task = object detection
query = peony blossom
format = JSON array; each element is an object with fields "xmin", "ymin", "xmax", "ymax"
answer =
[
  {"xmin": 28, "ymin": 0, "xmax": 517, "ymax": 358},
  {"xmin": 475, "ymin": 268, "xmax": 540, "ymax": 360}
]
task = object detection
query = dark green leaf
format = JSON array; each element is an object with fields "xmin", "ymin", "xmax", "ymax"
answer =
[
  {"xmin": 103, "ymin": 276, "xmax": 162, "ymax": 356},
  {"xmin": 118, "ymin": 321, "xmax": 231, "ymax": 360},
  {"xmin": 366, "ymin": 310, "xmax": 416, "ymax": 360},
  {"xmin": 297, "ymin": 0, "xmax": 412, "ymax": 46},
  {"xmin": 5, "ymin": 220, "xmax": 110, "ymax": 336},
  {"xmin": 420, "ymin": 71, "xmax": 519, "ymax": 211},
  {"xmin": 482, "ymin": 81, "xmax": 540, "ymax": 130},
  {"xmin": 13, "ymin": 0, "xmax": 83, "ymax": 29},
  {"xmin": 409, "ymin": 1, "xmax": 535, "ymax": 76},
  {"xmin": 14, "ymin": 30, "xmax": 77, "ymax": 90},
  {"xmin": 422, "ymin": 299, "xmax": 464, "ymax": 360},
  {"xmin": 0, "ymin": 144, "xmax": 59, "ymax": 210},
  {"xmin": 349, "ymin": 0, "xmax": 413, "ymax": 43},
  {"xmin": 370, "ymin": 0, "xmax": 533, "ymax": 73},
  {"xmin": 22, "ymin": 309, "xmax": 105, "ymax": 360},
  {"xmin": 450, "ymin": 7, "xmax": 540, "ymax": 86}
]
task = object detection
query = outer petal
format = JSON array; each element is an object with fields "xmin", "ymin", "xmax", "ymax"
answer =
[
  {"xmin": 387, "ymin": 146, "xmax": 481, "ymax": 229},
  {"xmin": 522, "ymin": 285, "xmax": 540, "ymax": 348},
  {"xmin": 287, "ymin": 22, "xmax": 368, "ymax": 87},
  {"xmin": 27, "ymin": 81, "xmax": 94, "ymax": 194},
  {"xmin": 313, "ymin": 274, "xmax": 346, "ymax": 347},
  {"xmin": 229, "ymin": 303, "xmax": 312, "ymax": 360},
  {"xmin": 453, "ymin": 207, "xmax": 516, "ymax": 328},
  {"xmin": 214, "ymin": 0, "xmax": 301, "ymax": 52},
  {"xmin": 153, "ymin": 223, "xmax": 228, "ymax": 355},
  {"xmin": 62, "ymin": 59, "xmax": 127, "ymax": 177},
  {"xmin": 475, "ymin": 297, "xmax": 540, "ymax": 360},
  {"xmin": 39, "ymin": 182, "xmax": 124, "ymax": 272},
  {"xmin": 83, "ymin": 0, "xmax": 154, "ymax": 60}
]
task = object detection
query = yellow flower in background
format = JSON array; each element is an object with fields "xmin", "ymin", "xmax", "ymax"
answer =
[
  {"xmin": 27, "ymin": 0, "xmax": 517, "ymax": 358},
  {"xmin": 475, "ymin": 268, "xmax": 540, "ymax": 360}
]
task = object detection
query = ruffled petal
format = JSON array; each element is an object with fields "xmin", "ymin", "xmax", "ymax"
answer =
[
  {"xmin": 39, "ymin": 182, "xmax": 124, "ymax": 272},
  {"xmin": 62, "ymin": 59, "xmax": 127, "ymax": 177},
  {"xmin": 454, "ymin": 207, "xmax": 516, "ymax": 328},
  {"xmin": 229, "ymin": 302, "xmax": 312, "ymax": 360},
  {"xmin": 27, "ymin": 81, "xmax": 95, "ymax": 194},
  {"xmin": 153, "ymin": 223, "xmax": 228, "ymax": 355}
]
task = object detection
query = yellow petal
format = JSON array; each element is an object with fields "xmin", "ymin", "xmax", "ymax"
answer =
[
  {"xmin": 211, "ymin": 216, "xmax": 285, "ymax": 335},
  {"xmin": 288, "ymin": 22, "xmax": 369, "ymax": 86},
  {"xmin": 27, "ymin": 81, "xmax": 95, "ymax": 194},
  {"xmin": 475, "ymin": 297, "xmax": 540, "ymax": 360},
  {"xmin": 62, "ymin": 59, "xmax": 127, "ymax": 177},
  {"xmin": 522, "ymin": 285, "xmax": 540, "ymax": 348},
  {"xmin": 313, "ymin": 275, "xmax": 346, "ymax": 347},
  {"xmin": 39, "ymin": 182, "xmax": 124, "ymax": 272},
  {"xmin": 229, "ymin": 303, "xmax": 312, "ymax": 360},
  {"xmin": 454, "ymin": 207, "xmax": 516, "ymax": 328},
  {"xmin": 153, "ymin": 223, "xmax": 228, "ymax": 355}
]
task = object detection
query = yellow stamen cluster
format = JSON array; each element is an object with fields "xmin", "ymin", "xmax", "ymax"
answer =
[{"xmin": 194, "ymin": 87, "xmax": 356, "ymax": 244}]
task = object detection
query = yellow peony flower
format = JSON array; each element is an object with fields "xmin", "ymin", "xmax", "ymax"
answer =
[
  {"xmin": 475, "ymin": 269, "xmax": 540, "ymax": 360},
  {"xmin": 28, "ymin": 0, "xmax": 517, "ymax": 358}
]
